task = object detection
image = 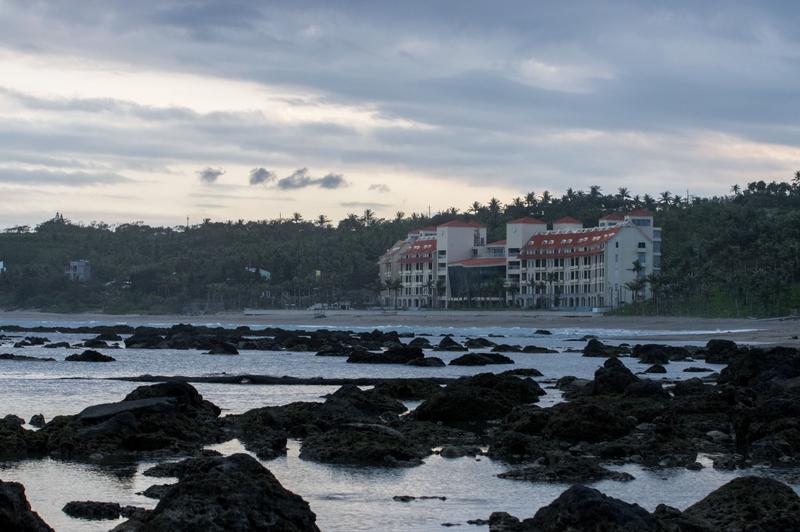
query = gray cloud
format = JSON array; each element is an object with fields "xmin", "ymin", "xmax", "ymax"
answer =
[
  {"xmin": 369, "ymin": 183, "xmax": 391, "ymax": 193},
  {"xmin": 248, "ymin": 167, "xmax": 276, "ymax": 185},
  {"xmin": 0, "ymin": 168, "xmax": 130, "ymax": 186},
  {"xmin": 341, "ymin": 201, "xmax": 391, "ymax": 208},
  {"xmin": 276, "ymin": 168, "xmax": 348, "ymax": 190},
  {"xmin": 197, "ymin": 167, "xmax": 225, "ymax": 184}
]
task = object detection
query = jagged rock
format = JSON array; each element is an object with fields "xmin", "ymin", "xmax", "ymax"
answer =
[
  {"xmin": 644, "ymin": 364, "xmax": 667, "ymax": 374},
  {"xmin": 582, "ymin": 339, "xmax": 628, "ymax": 357},
  {"xmin": 498, "ymin": 455, "xmax": 634, "ymax": 483},
  {"xmin": 65, "ymin": 350, "xmax": 115, "ymax": 362},
  {"xmin": 449, "ymin": 353, "xmax": 514, "ymax": 366},
  {"xmin": 521, "ymin": 345, "xmax": 558, "ymax": 354},
  {"xmin": 117, "ymin": 453, "xmax": 319, "ymax": 531},
  {"xmin": 204, "ymin": 342, "xmax": 239, "ymax": 355},
  {"xmin": 371, "ymin": 380, "xmax": 443, "ymax": 400},
  {"xmin": 592, "ymin": 357, "xmax": 638, "ymax": 395},
  {"xmin": 299, "ymin": 423, "xmax": 430, "ymax": 467},
  {"xmin": 29, "ymin": 414, "xmax": 45, "ymax": 428},
  {"xmin": 684, "ymin": 476, "xmax": 800, "ymax": 530},
  {"xmin": 140, "ymin": 484, "xmax": 172, "ymax": 499},
  {"xmin": 13, "ymin": 336, "xmax": 49, "ymax": 347},
  {"xmin": 142, "ymin": 450, "xmax": 223, "ymax": 478},
  {"xmin": 0, "ymin": 479, "xmax": 53, "ymax": 531},
  {"xmin": 347, "ymin": 345, "xmax": 423, "ymax": 364},
  {"xmin": 704, "ymin": 339, "xmax": 740, "ymax": 364},
  {"xmin": 719, "ymin": 346, "xmax": 800, "ymax": 387},
  {"xmin": 434, "ymin": 336, "xmax": 468, "ymax": 352}
]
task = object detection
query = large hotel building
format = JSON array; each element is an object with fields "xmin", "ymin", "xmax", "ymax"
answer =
[{"xmin": 378, "ymin": 211, "xmax": 661, "ymax": 309}]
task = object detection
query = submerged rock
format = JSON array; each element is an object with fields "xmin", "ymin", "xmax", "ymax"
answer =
[
  {"xmin": 449, "ymin": 353, "xmax": 514, "ymax": 366},
  {"xmin": 498, "ymin": 454, "xmax": 634, "ymax": 483},
  {"xmin": 65, "ymin": 350, "xmax": 115, "ymax": 362},
  {"xmin": 0, "ymin": 479, "xmax": 53, "ymax": 531},
  {"xmin": 299, "ymin": 423, "xmax": 430, "ymax": 467},
  {"xmin": 62, "ymin": 501, "xmax": 123, "ymax": 520},
  {"xmin": 0, "ymin": 353, "xmax": 56, "ymax": 362},
  {"xmin": 407, "ymin": 356, "xmax": 446, "ymax": 367}
]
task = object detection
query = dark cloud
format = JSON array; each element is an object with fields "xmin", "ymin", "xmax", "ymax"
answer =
[
  {"xmin": 248, "ymin": 167, "xmax": 276, "ymax": 185},
  {"xmin": 276, "ymin": 168, "xmax": 348, "ymax": 190},
  {"xmin": 197, "ymin": 167, "xmax": 225, "ymax": 184},
  {"xmin": 369, "ymin": 183, "xmax": 391, "ymax": 193}
]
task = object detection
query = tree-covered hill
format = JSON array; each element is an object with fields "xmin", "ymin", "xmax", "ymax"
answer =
[{"xmin": 1, "ymin": 175, "xmax": 799, "ymax": 316}]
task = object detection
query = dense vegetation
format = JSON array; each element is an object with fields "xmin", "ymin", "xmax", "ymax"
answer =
[{"xmin": 1, "ymin": 174, "xmax": 799, "ymax": 316}]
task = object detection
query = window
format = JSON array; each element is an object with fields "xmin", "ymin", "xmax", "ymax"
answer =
[
  {"xmin": 615, "ymin": 241, "xmax": 619, "ymax": 248},
  {"xmin": 637, "ymin": 242, "xmax": 646, "ymax": 249},
  {"xmin": 653, "ymin": 229, "xmax": 661, "ymax": 240},
  {"xmin": 653, "ymin": 242, "xmax": 661, "ymax": 254},
  {"xmin": 508, "ymin": 248, "xmax": 520, "ymax": 255},
  {"xmin": 632, "ymin": 218, "xmax": 651, "ymax": 226}
]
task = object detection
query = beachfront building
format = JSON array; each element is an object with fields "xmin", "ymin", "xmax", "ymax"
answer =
[
  {"xmin": 66, "ymin": 260, "xmax": 92, "ymax": 282},
  {"xmin": 378, "ymin": 210, "xmax": 661, "ymax": 310}
]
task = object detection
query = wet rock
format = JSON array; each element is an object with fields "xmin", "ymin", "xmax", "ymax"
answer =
[
  {"xmin": 140, "ymin": 484, "xmax": 172, "ymax": 499},
  {"xmin": 555, "ymin": 376, "xmax": 592, "ymax": 399},
  {"xmin": 43, "ymin": 342, "xmax": 71, "ymax": 349},
  {"xmin": 96, "ymin": 333, "xmax": 123, "ymax": 342},
  {"xmin": 684, "ymin": 367, "xmax": 713, "ymax": 373},
  {"xmin": 712, "ymin": 454, "xmax": 739, "ymax": 470},
  {"xmin": 142, "ymin": 450, "xmax": 223, "ymax": 478},
  {"xmin": 408, "ymin": 337, "xmax": 432, "ymax": 348},
  {"xmin": 491, "ymin": 344, "xmax": 523, "ymax": 353},
  {"xmin": 81, "ymin": 339, "xmax": 110, "ymax": 348},
  {"xmin": 0, "ymin": 479, "xmax": 53, "ymax": 531},
  {"xmin": 371, "ymin": 380, "xmax": 444, "ymax": 400},
  {"xmin": 534, "ymin": 329, "xmax": 552, "ymax": 335},
  {"xmin": 521, "ymin": 345, "xmax": 558, "ymax": 354},
  {"xmin": 544, "ymin": 401, "xmax": 635, "ymax": 443},
  {"xmin": 501, "ymin": 368, "xmax": 543, "ymax": 377},
  {"xmin": 519, "ymin": 485, "xmax": 661, "ymax": 531},
  {"xmin": 226, "ymin": 406, "xmax": 288, "ymax": 460},
  {"xmin": 29, "ymin": 414, "xmax": 45, "ymax": 428},
  {"xmin": 488, "ymin": 512, "xmax": 521, "ymax": 531},
  {"xmin": 118, "ymin": 453, "xmax": 319, "ymax": 531},
  {"xmin": 204, "ymin": 342, "xmax": 239, "ymax": 355},
  {"xmin": 592, "ymin": 357, "xmax": 638, "ymax": 395},
  {"xmin": 0, "ymin": 415, "xmax": 41, "ymax": 460},
  {"xmin": 624, "ymin": 380, "xmax": 670, "ymax": 400},
  {"xmin": 449, "ymin": 353, "xmax": 514, "ymax": 366},
  {"xmin": 498, "ymin": 453, "xmax": 634, "ymax": 483},
  {"xmin": 464, "ymin": 337, "xmax": 496, "ymax": 349},
  {"xmin": 321, "ymin": 384, "xmax": 407, "ymax": 419},
  {"xmin": 65, "ymin": 350, "xmax": 115, "ymax": 362},
  {"xmin": 299, "ymin": 423, "xmax": 429, "ymax": 467},
  {"xmin": 62, "ymin": 501, "xmax": 122, "ymax": 520},
  {"xmin": 704, "ymin": 339, "xmax": 740, "ymax": 364},
  {"xmin": 719, "ymin": 346, "xmax": 800, "ymax": 387},
  {"xmin": 434, "ymin": 336, "xmax": 468, "ymax": 352},
  {"xmin": 4, "ymin": 414, "xmax": 24, "ymax": 427},
  {"xmin": 684, "ymin": 476, "xmax": 800, "ymax": 530},
  {"xmin": 393, "ymin": 495, "xmax": 447, "ymax": 502},
  {"xmin": 633, "ymin": 344, "xmax": 691, "ymax": 363},
  {"xmin": 582, "ymin": 338, "xmax": 628, "ymax": 357},
  {"xmin": 439, "ymin": 445, "xmax": 482, "ymax": 458},
  {"xmin": 347, "ymin": 345, "xmax": 423, "ymax": 364},
  {"xmin": 672, "ymin": 377, "xmax": 711, "ymax": 396},
  {"xmin": 13, "ymin": 336, "xmax": 49, "ymax": 347},
  {"xmin": 644, "ymin": 364, "xmax": 666, "ymax": 374},
  {"xmin": 0, "ymin": 353, "xmax": 56, "ymax": 362},
  {"xmin": 407, "ymin": 356, "xmax": 446, "ymax": 367}
]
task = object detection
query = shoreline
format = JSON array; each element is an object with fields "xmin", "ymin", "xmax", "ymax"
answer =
[{"xmin": 1, "ymin": 309, "xmax": 798, "ymax": 346}]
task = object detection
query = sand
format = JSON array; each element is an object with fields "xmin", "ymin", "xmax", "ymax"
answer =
[{"xmin": 1, "ymin": 309, "xmax": 798, "ymax": 346}]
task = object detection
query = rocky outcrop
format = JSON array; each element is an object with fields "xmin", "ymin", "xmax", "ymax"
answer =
[
  {"xmin": 407, "ymin": 356, "xmax": 446, "ymax": 367},
  {"xmin": 582, "ymin": 338, "xmax": 629, "ymax": 357},
  {"xmin": 117, "ymin": 453, "xmax": 319, "ymax": 531},
  {"xmin": 498, "ymin": 453, "xmax": 634, "ymax": 483},
  {"xmin": 62, "ymin": 500, "xmax": 125, "ymax": 520},
  {"xmin": 347, "ymin": 345, "xmax": 423, "ymax": 364},
  {"xmin": 299, "ymin": 423, "xmax": 430, "ymax": 467},
  {"xmin": 632, "ymin": 344, "xmax": 690, "ymax": 363},
  {"xmin": 370, "ymin": 379, "xmax": 444, "ymax": 400},
  {"xmin": 0, "ymin": 480, "xmax": 53, "ymax": 531},
  {"xmin": 449, "ymin": 353, "xmax": 514, "ymax": 366},
  {"xmin": 591, "ymin": 357, "xmax": 638, "ymax": 395},
  {"xmin": 434, "ymin": 336, "xmax": 468, "ymax": 352},
  {"xmin": 0, "ymin": 353, "xmax": 55, "ymax": 362},
  {"xmin": 64, "ymin": 350, "xmax": 115, "ymax": 362}
]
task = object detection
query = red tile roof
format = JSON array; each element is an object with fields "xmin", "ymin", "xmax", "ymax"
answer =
[
  {"xmin": 554, "ymin": 216, "xmax": 582, "ymax": 224},
  {"xmin": 451, "ymin": 258, "xmax": 507, "ymax": 267},
  {"xmin": 628, "ymin": 209, "xmax": 653, "ymax": 217},
  {"xmin": 508, "ymin": 217, "xmax": 546, "ymax": 225},
  {"xmin": 599, "ymin": 213, "xmax": 624, "ymax": 220},
  {"xmin": 438, "ymin": 220, "xmax": 486, "ymax": 228},
  {"xmin": 519, "ymin": 227, "xmax": 621, "ymax": 258},
  {"xmin": 407, "ymin": 239, "xmax": 437, "ymax": 252},
  {"xmin": 399, "ymin": 239, "xmax": 437, "ymax": 264}
]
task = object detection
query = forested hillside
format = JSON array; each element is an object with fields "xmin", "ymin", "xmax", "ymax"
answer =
[{"xmin": 1, "ymin": 175, "xmax": 799, "ymax": 316}]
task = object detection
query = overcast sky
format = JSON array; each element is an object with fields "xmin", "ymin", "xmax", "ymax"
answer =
[{"xmin": 1, "ymin": 0, "xmax": 798, "ymax": 227}]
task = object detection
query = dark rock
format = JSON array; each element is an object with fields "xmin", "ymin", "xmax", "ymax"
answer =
[
  {"xmin": 4, "ymin": 414, "xmax": 24, "ymax": 427},
  {"xmin": 81, "ymin": 339, "xmax": 109, "ymax": 348},
  {"xmin": 624, "ymin": 380, "xmax": 669, "ymax": 399},
  {"xmin": 96, "ymin": 333, "xmax": 123, "ymax": 342},
  {"xmin": 43, "ymin": 342, "xmax": 71, "ymax": 349},
  {"xmin": 521, "ymin": 345, "xmax": 558, "ymax": 354},
  {"xmin": 544, "ymin": 401, "xmax": 635, "ymax": 443},
  {"xmin": 583, "ymin": 338, "xmax": 628, "ymax": 357},
  {"xmin": 488, "ymin": 512, "xmax": 521, "ymax": 531},
  {"xmin": 592, "ymin": 357, "xmax": 638, "ymax": 395},
  {"xmin": 65, "ymin": 350, "xmax": 115, "ymax": 362},
  {"xmin": 407, "ymin": 356, "xmax": 446, "ymax": 367},
  {"xmin": 204, "ymin": 342, "xmax": 239, "ymax": 355},
  {"xmin": 521, "ymin": 485, "xmax": 661, "ymax": 531},
  {"xmin": 434, "ymin": 336, "xmax": 468, "ymax": 352},
  {"xmin": 644, "ymin": 364, "xmax": 666, "ymax": 374},
  {"xmin": 408, "ymin": 337, "xmax": 432, "ymax": 348},
  {"xmin": 684, "ymin": 476, "xmax": 800, "ymax": 530},
  {"xmin": 0, "ymin": 353, "xmax": 56, "ymax": 362},
  {"xmin": 142, "ymin": 450, "xmax": 223, "ymax": 478},
  {"xmin": 393, "ymin": 495, "xmax": 447, "ymax": 502},
  {"xmin": 29, "ymin": 414, "xmax": 45, "ymax": 428},
  {"xmin": 672, "ymin": 377, "xmax": 712, "ymax": 396},
  {"xmin": 491, "ymin": 344, "xmax": 522, "ymax": 353},
  {"xmin": 62, "ymin": 500, "xmax": 122, "ymax": 520},
  {"xmin": 556, "ymin": 376, "xmax": 592, "ymax": 399},
  {"xmin": 118, "ymin": 453, "xmax": 319, "ymax": 531},
  {"xmin": 719, "ymin": 346, "xmax": 800, "ymax": 387},
  {"xmin": 684, "ymin": 367, "xmax": 713, "ymax": 373},
  {"xmin": 299, "ymin": 423, "xmax": 429, "ymax": 467},
  {"xmin": 501, "ymin": 368, "xmax": 543, "ymax": 377},
  {"xmin": 633, "ymin": 344, "xmax": 691, "ymax": 363},
  {"xmin": 13, "ymin": 336, "xmax": 49, "ymax": 347},
  {"xmin": 534, "ymin": 329, "xmax": 552, "ymax": 335},
  {"xmin": 498, "ymin": 454, "xmax": 634, "ymax": 483},
  {"xmin": 371, "ymin": 380, "xmax": 444, "ymax": 400},
  {"xmin": 464, "ymin": 337, "xmax": 496, "ymax": 349},
  {"xmin": 140, "ymin": 484, "xmax": 173, "ymax": 499},
  {"xmin": 0, "ymin": 479, "xmax": 53, "ymax": 531},
  {"xmin": 449, "ymin": 353, "xmax": 514, "ymax": 366},
  {"xmin": 347, "ymin": 345, "xmax": 424, "ymax": 364},
  {"xmin": 704, "ymin": 339, "xmax": 740, "ymax": 364},
  {"xmin": 439, "ymin": 445, "xmax": 482, "ymax": 458}
]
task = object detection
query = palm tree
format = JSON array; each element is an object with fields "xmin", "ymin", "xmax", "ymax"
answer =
[
  {"xmin": 361, "ymin": 209, "xmax": 375, "ymax": 226},
  {"xmin": 617, "ymin": 187, "xmax": 631, "ymax": 201},
  {"xmin": 469, "ymin": 201, "xmax": 482, "ymax": 215},
  {"xmin": 659, "ymin": 191, "xmax": 672, "ymax": 207},
  {"xmin": 589, "ymin": 185, "xmax": 602, "ymax": 199},
  {"xmin": 488, "ymin": 198, "xmax": 502, "ymax": 216},
  {"xmin": 730, "ymin": 184, "xmax": 741, "ymax": 195},
  {"xmin": 524, "ymin": 192, "xmax": 537, "ymax": 208},
  {"xmin": 315, "ymin": 214, "xmax": 330, "ymax": 228},
  {"xmin": 291, "ymin": 212, "xmax": 303, "ymax": 224},
  {"xmin": 541, "ymin": 190, "xmax": 552, "ymax": 205}
]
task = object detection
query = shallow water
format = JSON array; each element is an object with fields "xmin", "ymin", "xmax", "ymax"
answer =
[{"xmin": 0, "ymin": 321, "xmax": 756, "ymax": 531}]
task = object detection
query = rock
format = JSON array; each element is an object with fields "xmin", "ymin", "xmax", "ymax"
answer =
[
  {"xmin": 65, "ymin": 350, "xmax": 115, "ymax": 362},
  {"xmin": 501, "ymin": 368, "xmax": 543, "ymax": 377},
  {"xmin": 704, "ymin": 339, "xmax": 740, "ymax": 364},
  {"xmin": 624, "ymin": 380, "xmax": 669, "ymax": 399},
  {"xmin": 29, "ymin": 414, "xmax": 45, "ymax": 428},
  {"xmin": 719, "ymin": 346, "xmax": 800, "ymax": 387},
  {"xmin": 592, "ymin": 357, "xmax": 638, "ymax": 395},
  {"xmin": 534, "ymin": 329, "xmax": 552, "ymax": 335},
  {"xmin": 488, "ymin": 512, "xmax": 521, "ymax": 531},
  {"xmin": 347, "ymin": 345, "xmax": 424, "ymax": 364},
  {"xmin": 449, "ymin": 353, "xmax": 514, "ymax": 366},
  {"xmin": 393, "ymin": 495, "xmax": 447, "ymax": 502},
  {"xmin": 62, "ymin": 501, "xmax": 122, "ymax": 520},
  {"xmin": 672, "ymin": 377, "xmax": 712, "ymax": 396},
  {"xmin": 633, "ymin": 344, "xmax": 691, "ymax": 363},
  {"xmin": 371, "ymin": 380, "xmax": 444, "ymax": 400},
  {"xmin": 78, "ymin": 397, "xmax": 177, "ymax": 422},
  {"xmin": 644, "ymin": 364, "xmax": 666, "ymax": 374},
  {"xmin": 43, "ymin": 342, "xmax": 71, "ymax": 348},
  {"xmin": 491, "ymin": 344, "xmax": 522, "ymax": 353},
  {"xmin": 544, "ymin": 401, "xmax": 635, "ymax": 443},
  {"xmin": 81, "ymin": 339, "xmax": 110, "ymax": 348},
  {"xmin": 520, "ymin": 485, "xmax": 661, "ymax": 531},
  {"xmin": 407, "ymin": 356, "xmax": 446, "ymax": 367},
  {"xmin": 521, "ymin": 345, "xmax": 558, "ymax": 354},
  {"xmin": 434, "ymin": 336, "xmax": 468, "ymax": 351},
  {"xmin": 464, "ymin": 337, "xmax": 496, "ymax": 349},
  {"xmin": 439, "ymin": 445, "xmax": 482, "ymax": 458},
  {"xmin": 321, "ymin": 384, "xmax": 407, "ymax": 419},
  {"xmin": 712, "ymin": 454, "xmax": 738, "ymax": 470},
  {"xmin": 684, "ymin": 476, "xmax": 800, "ymax": 530},
  {"xmin": 498, "ymin": 454, "xmax": 634, "ymax": 483},
  {"xmin": 685, "ymin": 462, "xmax": 703, "ymax": 471},
  {"xmin": 555, "ymin": 376, "xmax": 592, "ymax": 399},
  {"xmin": 0, "ymin": 479, "xmax": 53, "ymax": 531},
  {"xmin": 96, "ymin": 333, "xmax": 123, "ymax": 342},
  {"xmin": 204, "ymin": 342, "xmax": 239, "ymax": 355},
  {"xmin": 4, "ymin": 414, "xmax": 24, "ymax": 427},
  {"xmin": 582, "ymin": 339, "xmax": 628, "ymax": 357},
  {"xmin": 299, "ymin": 423, "xmax": 429, "ymax": 467},
  {"xmin": 13, "ymin": 336, "xmax": 49, "ymax": 347},
  {"xmin": 0, "ymin": 353, "xmax": 56, "ymax": 362},
  {"xmin": 140, "ymin": 484, "xmax": 173, "ymax": 499},
  {"xmin": 684, "ymin": 367, "xmax": 713, "ymax": 373},
  {"xmin": 117, "ymin": 453, "xmax": 319, "ymax": 531},
  {"xmin": 142, "ymin": 450, "xmax": 223, "ymax": 478}
]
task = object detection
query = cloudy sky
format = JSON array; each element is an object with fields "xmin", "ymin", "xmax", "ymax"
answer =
[{"xmin": 1, "ymin": 1, "xmax": 798, "ymax": 227}]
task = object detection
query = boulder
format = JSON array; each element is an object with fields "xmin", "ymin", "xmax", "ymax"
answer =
[
  {"xmin": 118, "ymin": 453, "xmax": 319, "ymax": 531},
  {"xmin": 521, "ymin": 345, "xmax": 558, "ymax": 354},
  {"xmin": 0, "ymin": 480, "xmax": 53, "ymax": 531},
  {"xmin": 632, "ymin": 344, "xmax": 691, "ymax": 363},
  {"xmin": 43, "ymin": 342, "xmax": 71, "ymax": 349},
  {"xmin": 434, "ymin": 336, "xmax": 468, "ymax": 351},
  {"xmin": 449, "ymin": 353, "xmax": 514, "ymax": 366},
  {"xmin": 347, "ymin": 345, "xmax": 423, "ymax": 364},
  {"xmin": 371, "ymin": 380, "xmax": 443, "ymax": 400},
  {"xmin": 684, "ymin": 476, "xmax": 800, "ymax": 530},
  {"xmin": 65, "ymin": 350, "xmax": 115, "ymax": 362},
  {"xmin": 62, "ymin": 501, "xmax": 122, "ymax": 520},
  {"xmin": 464, "ymin": 337, "xmax": 496, "ymax": 349},
  {"xmin": 204, "ymin": 342, "xmax": 239, "ymax": 355},
  {"xmin": 583, "ymin": 339, "xmax": 628, "ymax": 357},
  {"xmin": 704, "ymin": 339, "xmax": 740, "ymax": 364},
  {"xmin": 644, "ymin": 364, "xmax": 666, "ymax": 374},
  {"xmin": 406, "ymin": 357, "xmax": 446, "ymax": 367},
  {"xmin": 592, "ymin": 357, "xmax": 638, "ymax": 395},
  {"xmin": 0, "ymin": 353, "xmax": 56, "ymax": 362},
  {"xmin": 29, "ymin": 414, "xmax": 45, "ymax": 428}
]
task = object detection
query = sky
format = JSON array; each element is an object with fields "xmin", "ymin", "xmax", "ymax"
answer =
[{"xmin": 0, "ymin": 0, "xmax": 799, "ymax": 228}]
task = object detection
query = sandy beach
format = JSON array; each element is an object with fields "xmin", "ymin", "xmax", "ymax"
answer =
[{"xmin": 1, "ymin": 309, "xmax": 797, "ymax": 346}]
